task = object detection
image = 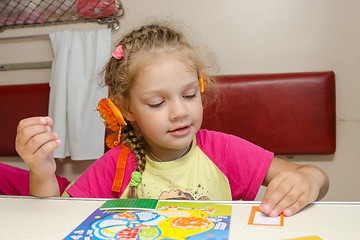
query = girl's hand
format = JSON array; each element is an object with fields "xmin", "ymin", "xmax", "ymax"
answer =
[
  {"xmin": 15, "ymin": 116, "xmax": 62, "ymax": 196},
  {"xmin": 259, "ymin": 157, "xmax": 329, "ymax": 217}
]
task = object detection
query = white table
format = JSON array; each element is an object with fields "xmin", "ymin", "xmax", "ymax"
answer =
[{"xmin": 0, "ymin": 196, "xmax": 359, "ymax": 240}]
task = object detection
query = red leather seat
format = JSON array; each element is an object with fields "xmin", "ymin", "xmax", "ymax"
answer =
[
  {"xmin": 0, "ymin": 83, "xmax": 50, "ymax": 156},
  {"xmin": 0, "ymin": 71, "xmax": 336, "ymax": 156},
  {"xmin": 202, "ymin": 71, "xmax": 336, "ymax": 154}
]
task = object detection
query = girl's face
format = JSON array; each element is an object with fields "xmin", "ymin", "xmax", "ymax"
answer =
[{"xmin": 126, "ymin": 55, "xmax": 203, "ymax": 160}]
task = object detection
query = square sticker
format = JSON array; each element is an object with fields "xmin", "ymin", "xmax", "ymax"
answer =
[{"xmin": 248, "ymin": 206, "xmax": 284, "ymax": 227}]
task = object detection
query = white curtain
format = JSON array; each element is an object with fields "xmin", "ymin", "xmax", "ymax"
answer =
[{"xmin": 49, "ymin": 28, "xmax": 111, "ymax": 160}]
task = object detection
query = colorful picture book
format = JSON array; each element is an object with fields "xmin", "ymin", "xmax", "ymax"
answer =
[{"xmin": 64, "ymin": 199, "xmax": 232, "ymax": 240}]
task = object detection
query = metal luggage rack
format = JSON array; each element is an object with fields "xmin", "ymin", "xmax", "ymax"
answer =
[{"xmin": 0, "ymin": 0, "xmax": 124, "ymax": 32}]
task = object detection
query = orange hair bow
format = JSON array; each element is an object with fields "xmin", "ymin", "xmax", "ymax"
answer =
[{"xmin": 97, "ymin": 98, "xmax": 127, "ymax": 149}]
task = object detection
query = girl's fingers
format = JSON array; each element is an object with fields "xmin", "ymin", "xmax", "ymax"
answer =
[
  {"xmin": 27, "ymin": 131, "xmax": 60, "ymax": 155},
  {"xmin": 266, "ymin": 187, "xmax": 302, "ymax": 217},
  {"xmin": 16, "ymin": 117, "xmax": 54, "ymax": 148},
  {"xmin": 282, "ymin": 193, "xmax": 308, "ymax": 217},
  {"xmin": 28, "ymin": 138, "xmax": 61, "ymax": 177},
  {"xmin": 260, "ymin": 173, "xmax": 289, "ymax": 214},
  {"xmin": 261, "ymin": 172, "xmax": 315, "ymax": 217},
  {"xmin": 44, "ymin": 116, "xmax": 54, "ymax": 128},
  {"xmin": 33, "ymin": 136, "xmax": 61, "ymax": 163},
  {"xmin": 21, "ymin": 132, "xmax": 61, "ymax": 171},
  {"xmin": 17, "ymin": 116, "xmax": 48, "ymax": 133},
  {"xmin": 18, "ymin": 124, "xmax": 51, "ymax": 145},
  {"xmin": 16, "ymin": 129, "xmax": 60, "ymax": 169}
]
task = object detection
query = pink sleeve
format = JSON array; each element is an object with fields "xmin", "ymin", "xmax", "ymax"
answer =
[
  {"xmin": 67, "ymin": 146, "xmax": 137, "ymax": 198},
  {"xmin": 196, "ymin": 129, "xmax": 274, "ymax": 200},
  {"xmin": 0, "ymin": 163, "xmax": 70, "ymax": 196}
]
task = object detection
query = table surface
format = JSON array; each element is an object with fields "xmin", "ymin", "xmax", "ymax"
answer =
[{"xmin": 0, "ymin": 196, "xmax": 359, "ymax": 240}]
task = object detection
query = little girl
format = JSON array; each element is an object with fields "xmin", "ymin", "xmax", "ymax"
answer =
[{"xmin": 16, "ymin": 23, "xmax": 329, "ymax": 217}]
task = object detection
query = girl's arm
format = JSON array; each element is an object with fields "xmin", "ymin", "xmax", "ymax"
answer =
[
  {"xmin": 15, "ymin": 116, "xmax": 62, "ymax": 197},
  {"xmin": 259, "ymin": 157, "xmax": 329, "ymax": 217}
]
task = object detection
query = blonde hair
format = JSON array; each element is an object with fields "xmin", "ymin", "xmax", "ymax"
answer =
[{"xmin": 104, "ymin": 23, "xmax": 218, "ymax": 198}]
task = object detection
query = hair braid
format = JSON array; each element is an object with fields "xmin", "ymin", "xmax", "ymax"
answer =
[{"xmin": 120, "ymin": 123, "xmax": 146, "ymax": 198}]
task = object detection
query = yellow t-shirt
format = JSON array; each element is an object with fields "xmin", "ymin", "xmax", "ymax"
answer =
[{"xmin": 120, "ymin": 139, "xmax": 232, "ymax": 200}]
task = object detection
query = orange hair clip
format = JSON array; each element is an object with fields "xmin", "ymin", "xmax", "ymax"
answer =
[
  {"xmin": 97, "ymin": 98, "xmax": 127, "ymax": 149},
  {"xmin": 199, "ymin": 73, "xmax": 207, "ymax": 94}
]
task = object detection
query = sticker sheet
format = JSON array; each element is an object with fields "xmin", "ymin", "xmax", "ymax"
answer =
[{"xmin": 64, "ymin": 200, "xmax": 232, "ymax": 240}]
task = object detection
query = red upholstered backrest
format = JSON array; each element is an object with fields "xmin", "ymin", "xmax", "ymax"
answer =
[
  {"xmin": 201, "ymin": 71, "xmax": 336, "ymax": 154},
  {"xmin": 0, "ymin": 71, "xmax": 336, "ymax": 156},
  {"xmin": 0, "ymin": 84, "xmax": 50, "ymax": 156}
]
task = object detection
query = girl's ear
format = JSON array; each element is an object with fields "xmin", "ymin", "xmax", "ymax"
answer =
[
  {"xmin": 119, "ymin": 98, "xmax": 136, "ymax": 122},
  {"xmin": 122, "ymin": 109, "xmax": 136, "ymax": 122}
]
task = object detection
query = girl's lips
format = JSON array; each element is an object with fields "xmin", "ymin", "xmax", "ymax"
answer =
[{"xmin": 168, "ymin": 125, "xmax": 191, "ymax": 136}]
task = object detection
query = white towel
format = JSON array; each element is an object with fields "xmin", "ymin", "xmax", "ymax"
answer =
[{"xmin": 49, "ymin": 28, "xmax": 110, "ymax": 160}]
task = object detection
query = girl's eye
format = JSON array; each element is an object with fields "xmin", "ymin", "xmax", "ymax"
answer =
[
  {"xmin": 149, "ymin": 101, "xmax": 164, "ymax": 108},
  {"xmin": 184, "ymin": 93, "xmax": 197, "ymax": 99}
]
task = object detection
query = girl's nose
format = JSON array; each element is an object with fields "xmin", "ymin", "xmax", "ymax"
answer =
[{"xmin": 169, "ymin": 99, "xmax": 188, "ymax": 121}]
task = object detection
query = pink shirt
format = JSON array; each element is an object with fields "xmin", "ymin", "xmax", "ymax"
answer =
[{"xmin": 67, "ymin": 129, "xmax": 274, "ymax": 200}]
